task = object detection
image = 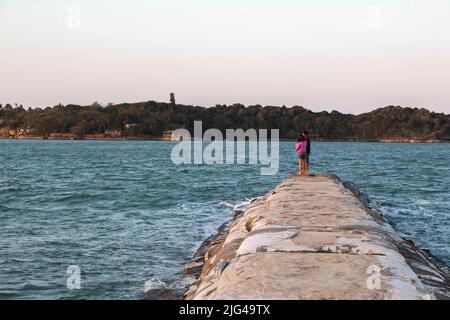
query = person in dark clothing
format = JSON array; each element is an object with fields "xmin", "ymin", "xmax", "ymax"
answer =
[{"xmin": 302, "ymin": 131, "xmax": 311, "ymax": 174}]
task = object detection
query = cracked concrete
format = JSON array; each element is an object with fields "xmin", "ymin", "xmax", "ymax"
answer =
[{"xmin": 182, "ymin": 174, "xmax": 449, "ymax": 300}]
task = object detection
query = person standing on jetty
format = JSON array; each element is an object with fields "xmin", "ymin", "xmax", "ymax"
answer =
[
  {"xmin": 296, "ymin": 135, "xmax": 308, "ymax": 175},
  {"xmin": 302, "ymin": 131, "xmax": 311, "ymax": 174}
]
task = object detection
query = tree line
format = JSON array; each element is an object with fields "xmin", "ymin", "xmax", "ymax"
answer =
[{"xmin": 0, "ymin": 101, "xmax": 449, "ymax": 141}]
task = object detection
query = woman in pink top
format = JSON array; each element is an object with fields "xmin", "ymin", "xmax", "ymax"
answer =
[{"xmin": 295, "ymin": 135, "xmax": 308, "ymax": 175}]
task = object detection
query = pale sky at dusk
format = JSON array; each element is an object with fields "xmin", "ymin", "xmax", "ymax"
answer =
[{"xmin": 1, "ymin": 0, "xmax": 449, "ymax": 114}]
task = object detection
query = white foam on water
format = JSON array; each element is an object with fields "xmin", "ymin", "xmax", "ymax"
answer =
[
  {"xmin": 415, "ymin": 200, "xmax": 433, "ymax": 206},
  {"xmin": 219, "ymin": 197, "xmax": 260, "ymax": 212},
  {"xmin": 188, "ymin": 198, "xmax": 258, "ymax": 255},
  {"xmin": 218, "ymin": 201, "xmax": 235, "ymax": 209},
  {"xmin": 143, "ymin": 276, "xmax": 167, "ymax": 293}
]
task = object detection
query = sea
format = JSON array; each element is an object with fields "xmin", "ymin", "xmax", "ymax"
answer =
[{"xmin": 0, "ymin": 140, "xmax": 448, "ymax": 299}]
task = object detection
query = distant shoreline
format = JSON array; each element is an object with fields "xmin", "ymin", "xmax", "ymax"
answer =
[
  {"xmin": 1, "ymin": 103, "xmax": 449, "ymax": 143},
  {"xmin": 1, "ymin": 136, "xmax": 448, "ymax": 143}
]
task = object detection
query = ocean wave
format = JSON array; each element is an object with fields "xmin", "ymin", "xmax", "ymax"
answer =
[
  {"xmin": 186, "ymin": 197, "xmax": 257, "ymax": 254},
  {"xmin": 219, "ymin": 196, "xmax": 260, "ymax": 212},
  {"xmin": 143, "ymin": 276, "xmax": 167, "ymax": 293},
  {"xmin": 142, "ymin": 275, "xmax": 195, "ymax": 300},
  {"xmin": 20, "ymin": 280, "xmax": 56, "ymax": 291},
  {"xmin": 414, "ymin": 199, "xmax": 433, "ymax": 206}
]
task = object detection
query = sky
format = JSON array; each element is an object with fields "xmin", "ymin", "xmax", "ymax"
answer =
[{"xmin": 0, "ymin": 0, "xmax": 449, "ymax": 114}]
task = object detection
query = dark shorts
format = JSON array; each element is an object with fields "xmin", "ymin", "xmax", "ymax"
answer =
[{"xmin": 299, "ymin": 152, "xmax": 307, "ymax": 160}]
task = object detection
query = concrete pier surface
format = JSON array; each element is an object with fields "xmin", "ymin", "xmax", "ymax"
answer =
[{"xmin": 182, "ymin": 174, "xmax": 449, "ymax": 300}]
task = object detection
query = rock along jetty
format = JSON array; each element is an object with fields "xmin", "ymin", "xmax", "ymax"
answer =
[{"xmin": 182, "ymin": 174, "xmax": 449, "ymax": 300}]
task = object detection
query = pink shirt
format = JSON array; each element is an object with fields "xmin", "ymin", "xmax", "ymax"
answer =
[{"xmin": 296, "ymin": 141, "xmax": 307, "ymax": 154}]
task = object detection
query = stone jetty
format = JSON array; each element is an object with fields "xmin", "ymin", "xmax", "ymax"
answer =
[{"xmin": 182, "ymin": 174, "xmax": 449, "ymax": 300}]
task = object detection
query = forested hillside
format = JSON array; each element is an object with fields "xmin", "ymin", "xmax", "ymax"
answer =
[{"xmin": 0, "ymin": 102, "xmax": 449, "ymax": 141}]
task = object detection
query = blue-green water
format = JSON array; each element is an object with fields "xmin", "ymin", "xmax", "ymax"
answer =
[{"xmin": 0, "ymin": 140, "xmax": 448, "ymax": 299}]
